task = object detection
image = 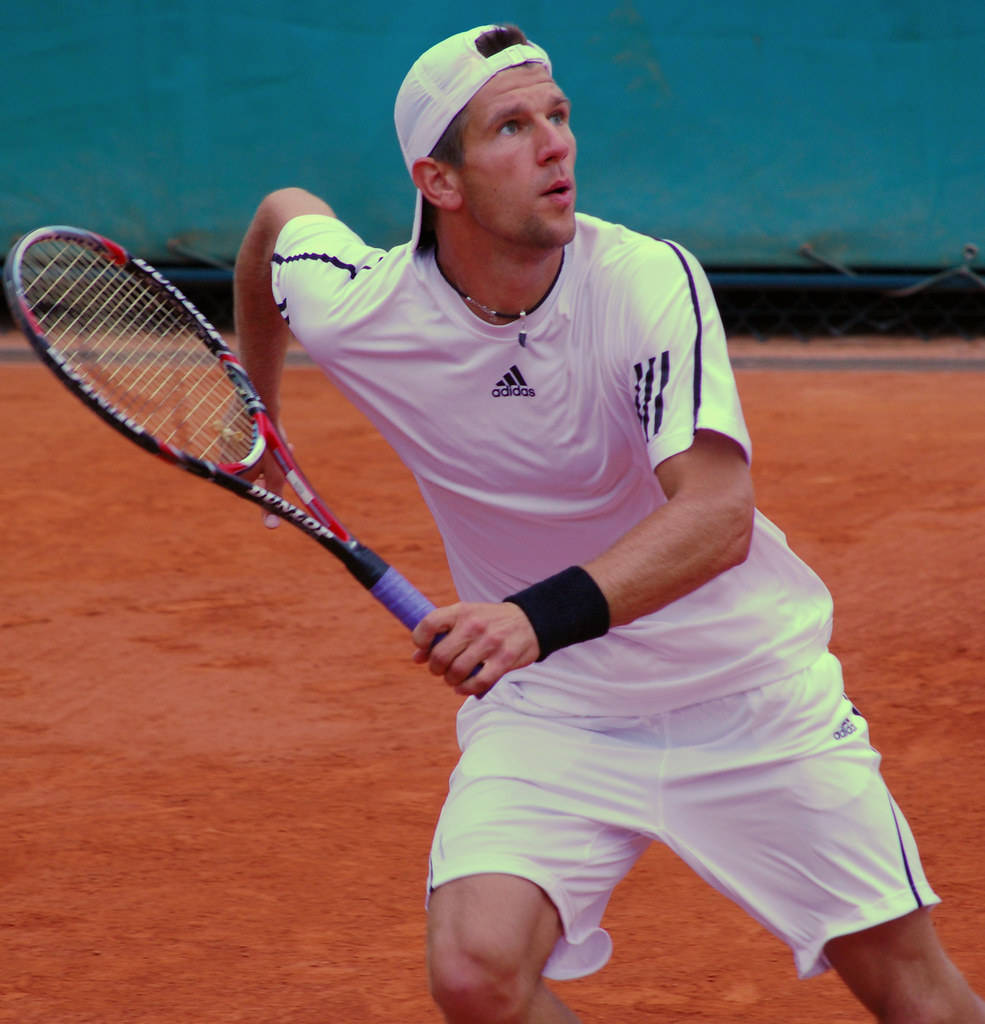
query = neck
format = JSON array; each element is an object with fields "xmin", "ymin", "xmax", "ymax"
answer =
[
  {"xmin": 435, "ymin": 253, "xmax": 564, "ymax": 324},
  {"xmin": 433, "ymin": 231, "xmax": 565, "ymax": 325}
]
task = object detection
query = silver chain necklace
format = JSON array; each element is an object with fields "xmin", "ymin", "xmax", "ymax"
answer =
[
  {"xmin": 462, "ymin": 293, "xmax": 526, "ymax": 322},
  {"xmin": 435, "ymin": 251, "xmax": 564, "ymax": 325}
]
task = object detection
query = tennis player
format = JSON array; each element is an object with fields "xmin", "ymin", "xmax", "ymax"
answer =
[{"xmin": 234, "ymin": 24, "xmax": 984, "ymax": 1024}]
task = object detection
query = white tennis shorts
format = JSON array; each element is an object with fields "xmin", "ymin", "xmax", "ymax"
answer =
[{"xmin": 427, "ymin": 652, "xmax": 939, "ymax": 980}]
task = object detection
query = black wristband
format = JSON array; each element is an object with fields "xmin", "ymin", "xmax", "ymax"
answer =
[{"xmin": 504, "ymin": 566, "xmax": 610, "ymax": 661}]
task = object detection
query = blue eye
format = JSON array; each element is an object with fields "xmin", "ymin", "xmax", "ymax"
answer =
[{"xmin": 499, "ymin": 120, "xmax": 520, "ymax": 136}]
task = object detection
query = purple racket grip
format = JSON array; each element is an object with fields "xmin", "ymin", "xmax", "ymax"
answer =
[
  {"xmin": 370, "ymin": 566, "xmax": 484, "ymax": 692},
  {"xmin": 370, "ymin": 567, "xmax": 437, "ymax": 631}
]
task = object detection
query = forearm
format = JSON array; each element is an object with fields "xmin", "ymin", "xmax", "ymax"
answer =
[
  {"xmin": 417, "ymin": 432, "xmax": 754, "ymax": 693},
  {"xmin": 233, "ymin": 188, "xmax": 335, "ymax": 417},
  {"xmin": 417, "ymin": 488, "xmax": 752, "ymax": 695},
  {"xmin": 585, "ymin": 430, "xmax": 754, "ymax": 627},
  {"xmin": 234, "ymin": 240, "xmax": 291, "ymax": 419},
  {"xmin": 584, "ymin": 485, "xmax": 753, "ymax": 628}
]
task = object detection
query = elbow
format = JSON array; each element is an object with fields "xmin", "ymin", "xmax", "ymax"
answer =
[
  {"xmin": 260, "ymin": 187, "xmax": 336, "ymax": 229},
  {"xmin": 731, "ymin": 514, "xmax": 754, "ymax": 569},
  {"xmin": 239, "ymin": 189, "xmax": 336, "ymax": 262},
  {"xmin": 723, "ymin": 492, "xmax": 755, "ymax": 572}
]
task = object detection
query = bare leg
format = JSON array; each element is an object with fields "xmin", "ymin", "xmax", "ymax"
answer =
[
  {"xmin": 428, "ymin": 873, "xmax": 581, "ymax": 1024},
  {"xmin": 826, "ymin": 908, "xmax": 985, "ymax": 1023},
  {"xmin": 526, "ymin": 983, "xmax": 582, "ymax": 1023}
]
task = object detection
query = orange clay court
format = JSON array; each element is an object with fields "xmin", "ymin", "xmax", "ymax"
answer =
[{"xmin": 2, "ymin": 331, "xmax": 984, "ymax": 1022}]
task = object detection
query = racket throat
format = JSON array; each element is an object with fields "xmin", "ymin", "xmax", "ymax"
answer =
[{"xmin": 338, "ymin": 540, "xmax": 390, "ymax": 589}]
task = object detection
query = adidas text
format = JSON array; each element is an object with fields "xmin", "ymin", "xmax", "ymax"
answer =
[
  {"xmin": 491, "ymin": 385, "xmax": 536, "ymax": 398},
  {"xmin": 833, "ymin": 717, "xmax": 858, "ymax": 740}
]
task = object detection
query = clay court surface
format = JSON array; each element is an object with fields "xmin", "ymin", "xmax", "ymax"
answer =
[{"xmin": 2, "ymin": 330, "xmax": 984, "ymax": 1022}]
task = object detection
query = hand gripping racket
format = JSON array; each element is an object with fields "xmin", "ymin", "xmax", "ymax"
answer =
[{"xmin": 3, "ymin": 225, "xmax": 438, "ymax": 632}]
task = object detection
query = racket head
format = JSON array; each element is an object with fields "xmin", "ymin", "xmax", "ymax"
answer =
[
  {"xmin": 4, "ymin": 226, "xmax": 443, "ymax": 632},
  {"xmin": 3, "ymin": 225, "xmax": 265, "ymax": 473}
]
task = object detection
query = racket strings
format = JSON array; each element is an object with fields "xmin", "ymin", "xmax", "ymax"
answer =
[{"xmin": 21, "ymin": 240, "xmax": 255, "ymax": 463}]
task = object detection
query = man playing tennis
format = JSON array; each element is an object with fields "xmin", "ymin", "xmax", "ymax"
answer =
[{"xmin": 234, "ymin": 24, "xmax": 984, "ymax": 1024}]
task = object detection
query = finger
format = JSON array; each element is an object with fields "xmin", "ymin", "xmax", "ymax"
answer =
[
  {"xmin": 264, "ymin": 465, "xmax": 287, "ymax": 495},
  {"xmin": 274, "ymin": 419, "xmax": 293, "ymax": 452},
  {"xmin": 446, "ymin": 612, "xmax": 538, "ymax": 694},
  {"xmin": 254, "ymin": 473, "xmax": 283, "ymax": 529},
  {"xmin": 450, "ymin": 656, "xmax": 500, "ymax": 698},
  {"xmin": 427, "ymin": 631, "xmax": 469, "ymax": 678},
  {"xmin": 410, "ymin": 632, "xmax": 450, "ymax": 665},
  {"xmin": 452, "ymin": 669, "xmax": 490, "ymax": 697},
  {"xmin": 437, "ymin": 632, "xmax": 499, "ymax": 690},
  {"xmin": 411, "ymin": 608, "xmax": 454, "ymax": 652}
]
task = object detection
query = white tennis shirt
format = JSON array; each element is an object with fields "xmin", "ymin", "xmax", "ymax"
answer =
[{"xmin": 272, "ymin": 212, "xmax": 834, "ymax": 716}]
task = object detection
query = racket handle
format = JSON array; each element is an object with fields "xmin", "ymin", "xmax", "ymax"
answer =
[
  {"xmin": 370, "ymin": 567, "xmax": 484, "ymax": 692},
  {"xmin": 370, "ymin": 566, "xmax": 437, "ymax": 631}
]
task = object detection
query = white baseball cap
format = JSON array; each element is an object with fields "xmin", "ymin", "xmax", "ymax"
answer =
[{"xmin": 394, "ymin": 25, "xmax": 552, "ymax": 247}]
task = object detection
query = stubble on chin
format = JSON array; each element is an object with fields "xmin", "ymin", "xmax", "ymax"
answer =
[{"xmin": 516, "ymin": 209, "xmax": 576, "ymax": 252}]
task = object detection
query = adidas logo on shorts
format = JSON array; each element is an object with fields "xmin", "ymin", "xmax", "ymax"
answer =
[
  {"xmin": 491, "ymin": 364, "xmax": 536, "ymax": 398},
  {"xmin": 833, "ymin": 717, "xmax": 858, "ymax": 740}
]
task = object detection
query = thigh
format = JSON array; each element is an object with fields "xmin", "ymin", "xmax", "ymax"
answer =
[
  {"xmin": 658, "ymin": 654, "xmax": 939, "ymax": 979},
  {"xmin": 427, "ymin": 702, "xmax": 653, "ymax": 980}
]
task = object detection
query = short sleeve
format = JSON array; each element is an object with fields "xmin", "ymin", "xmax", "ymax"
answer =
[
  {"xmin": 617, "ymin": 239, "xmax": 751, "ymax": 469},
  {"xmin": 271, "ymin": 214, "xmax": 386, "ymax": 339}
]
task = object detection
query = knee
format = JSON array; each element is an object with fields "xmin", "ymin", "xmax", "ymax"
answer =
[{"xmin": 428, "ymin": 933, "xmax": 535, "ymax": 1024}]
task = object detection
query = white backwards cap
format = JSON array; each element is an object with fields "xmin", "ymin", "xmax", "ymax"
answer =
[{"xmin": 394, "ymin": 25, "xmax": 552, "ymax": 247}]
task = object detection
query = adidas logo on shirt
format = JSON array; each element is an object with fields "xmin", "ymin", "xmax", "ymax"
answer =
[{"xmin": 491, "ymin": 364, "xmax": 536, "ymax": 398}]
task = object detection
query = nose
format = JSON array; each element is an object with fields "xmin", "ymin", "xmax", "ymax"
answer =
[{"xmin": 537, "ymin": 116, "xmax": 571, "ymax": 165}]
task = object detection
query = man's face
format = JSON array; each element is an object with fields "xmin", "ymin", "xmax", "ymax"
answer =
[{"xmin": 455, "ymin": 63, "xmax": 577, "ymax": 253}]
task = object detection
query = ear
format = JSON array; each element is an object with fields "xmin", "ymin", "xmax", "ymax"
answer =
[{"xmin": 412, "ymin": 157, "xmax": 464, "ymax": 212}]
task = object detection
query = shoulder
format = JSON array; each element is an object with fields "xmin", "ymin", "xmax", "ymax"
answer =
[
  {"xmin": 272, "ymin": 215, "xmax": 419, "ymax": 328},
  {"xmin": 274, "ymin": 214, "xmax": 399, "ymax": 277},
  {"xmin": 570, "ymin": 214, "xmax": 712, "ymax": 315},
  {"xmin": 272, "ymin": 211, "xmax": 413, "ymax": 299}
]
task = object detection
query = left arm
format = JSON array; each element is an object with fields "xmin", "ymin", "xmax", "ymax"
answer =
[
  {"xmin": 586, "ymin": 428, "xmax": 754, "ymax": 627},
  {"xmin": 413, "ymin": 428, "xmax": 755, "ymax": 694}
]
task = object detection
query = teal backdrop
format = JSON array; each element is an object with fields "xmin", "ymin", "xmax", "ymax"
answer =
[{"xmin": 4, "ymin": 1, "xmax": 983, "ymax": 271}]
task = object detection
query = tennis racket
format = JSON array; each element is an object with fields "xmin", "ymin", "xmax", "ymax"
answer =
[{"xmin": 3, "ymin": 224, "xmax": 438, "ymax": 632}]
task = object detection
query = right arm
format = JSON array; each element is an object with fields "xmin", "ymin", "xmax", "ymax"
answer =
[{"xmin": 233, "ymin": 187, "xmax": 336, "ymax": 490}]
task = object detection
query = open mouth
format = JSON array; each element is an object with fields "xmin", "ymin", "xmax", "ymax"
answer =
[{"xmin": 543, "ymin": 181, "xmax": 573, "ymax": 199}]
